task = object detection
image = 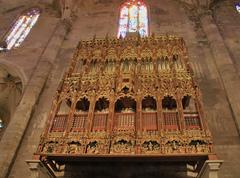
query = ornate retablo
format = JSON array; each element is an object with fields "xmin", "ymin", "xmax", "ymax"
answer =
[{"xmin": 36, "ymin": 35, "xmax": 213, "ymax": 157}]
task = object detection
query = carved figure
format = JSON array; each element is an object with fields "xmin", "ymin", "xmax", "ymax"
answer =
[
  {"xmin": 37, "ymin": 35, "xmax": 213, "ymax": 160},
  {"xmin": 87, "ymin": 141, "xmax": 100, "ymax": 154},
  {"xmin": 112, "ymin": 139, "xmax": 134, "ymax": 154}
]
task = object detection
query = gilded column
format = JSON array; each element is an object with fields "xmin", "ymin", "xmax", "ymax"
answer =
[
  {"xmin": 176, "ymin": 94, "xmax": 184, "ymax": 131},
  {"xmin": 136, "ymin": 95, "xmax": 142, "ymax": 133},
  {"xmin": 64, "ymin": 94, "xmax": 78, "ymax": 136},
  {"xmin": 87, "ymin": 95, "xmax": 96, "ymax": 132},
  {"xmin": 44, "ymin": 94, "xmax": 60, "ymax": 136},
  {"xmin": 107, "ymin": 94, "xmax": 115, "ymax": 133},
  {"xmin": 157, "ymin": 96, "xmax": 163, "ymax": 132},
  {"xmin": 195, "ymin": 87, "xmax": 208, "ymax": 131}
]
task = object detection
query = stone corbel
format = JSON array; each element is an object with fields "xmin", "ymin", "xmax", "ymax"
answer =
[
  {"xmin": 197, "ymin": 160, "xmax": 224, "ymax": 178},
  {"xmin": 26, "ymin": 160, "xmax": 56, "ymax": 178},
  {"xmin": 59, "ymin": 0, "xmax": 77, "ymax": 21}
]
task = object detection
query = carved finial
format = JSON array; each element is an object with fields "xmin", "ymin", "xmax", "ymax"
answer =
[
  {"xmin": 92, "ymin": 34, "xmax": 97, "ymax": 47},
  {"xmin": 77, "ymin": 41, "xmax": 82, "ymax": 49},
  {"xmin": 151, "ymin": 33, "xmax": 155, "ymax": 39},
  {"xmin": 93, "ymin": 34, "xmax": 96, "ymax": 42},
  {"xmin": 119, "ymin": 34, "xmax": 123, "ymax": 40},
  {"xmin": 105, "ymin": 33, "xmax": 109, "ymax": 40},
  {"xmin": 105, "ymin": 33, "xmax": 109, "ymax": 46}
]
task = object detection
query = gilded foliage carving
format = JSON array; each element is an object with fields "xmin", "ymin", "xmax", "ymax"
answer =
[{"xmin": 36, "ymin": 35, "xmax": 213, "ymax": 158}]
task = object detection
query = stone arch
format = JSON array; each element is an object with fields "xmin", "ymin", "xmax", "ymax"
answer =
[
  {"xmin": 0, "ymin": 58, "xmax": 27, "ymax": 88},
  {"xmin": 75, "ymin": 97, "xmax": 90, "ymax": 112},
  {"xmin": 0, "ymin": 60, "xmax": 25, "ymax": 139},
  {"xmin": 0, "ymin": 7, "xmax": 41, "ymax": 51},
  {"xmin": 162, "ymin": 96, "xmax": 177, "ymax": 110},
  {"xmin": 94, "ymin": 97, "xmax": 109, "ymax": 112},
  {"xmin": 142, "ymin": 95, "xmax": 157, "ymax": 111},
  {"xmin": 115, "ymin": 96, "xmax": 136, "ymax": 113},
  {"xmin": 57, "ymin": 98, "xmax": 72, "ymax": 115},
  {"xmin": 117, "ymin": 0, "xmax": 149, "ymax": 38},
  {"xmin": 182, "ymin": 95, "xmax": 197, "ymax": 111}
]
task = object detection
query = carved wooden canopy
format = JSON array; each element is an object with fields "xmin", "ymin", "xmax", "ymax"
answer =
[{"xmin": 35, "ymin": 35, "xmax": 213, "ymax": 166}]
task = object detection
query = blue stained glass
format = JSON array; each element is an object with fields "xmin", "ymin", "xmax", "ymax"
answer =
[
  {"xmin": 118, "ymin": 0, "xmax": 149, "ymax": 38},
  {"xmin": 118, "ymin": 6, "xmax": 129, "ymax": 38},
  {"xmin": 236, "ymin": 3, "xmax": 240, "ymax": 13},
  {"xmin": 138, "ymin": 5, "xmax": 148, "ymax": 37},
  {"xmin": 129, "ymin": 5, "xmax": 138, "ymax": 32},
  {"xmin": 0, "ymin": 119, "xmax": 4, "ymax": 129}
]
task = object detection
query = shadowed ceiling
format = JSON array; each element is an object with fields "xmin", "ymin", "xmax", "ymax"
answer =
[{"xmin": 0, "ymin": 0, "xmax": 223, "ymax": 15}]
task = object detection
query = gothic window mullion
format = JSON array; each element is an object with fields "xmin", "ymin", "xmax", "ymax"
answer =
[
  {"xmin": 127, "ymin": 6, "xmax": 130, "ymax": 34},
  {"xmin": 14, "ymin": 16, "xmax": 32, "ymax": 48},
  {"xmin": 16, "ymin": 13, "xmax": 40, "ymax": 47},
  {"xmin": 0, "ymin": 8, "xmax": 40, "ymax": 51},
  {"xmin": 118, "ymin": 0, "xmax": 148, "ymax": 38}
]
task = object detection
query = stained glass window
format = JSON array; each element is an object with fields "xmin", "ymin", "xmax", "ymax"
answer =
[
  {"xmin": 236, "ymin": 3, "xmax": 240, "ymax": 13},
  {"xmin": 0, "ymin": 8, "xmax": 40, "ymax": 51},
  {"xmin": 118, "ymin": 0, "xmax": 149, "ymax": 38}
]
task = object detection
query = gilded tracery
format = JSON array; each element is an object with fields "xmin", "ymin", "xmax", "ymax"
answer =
[{"xmin": 36, "ymin": 35, "xmax": 212, "ymax": 160}]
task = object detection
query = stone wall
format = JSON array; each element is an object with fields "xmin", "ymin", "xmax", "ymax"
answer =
[
  {"xmin": 213, "ymin": 0, "xmax": 240, "ymax": 76},
  {"xmin": 0, "ymin": 0, "xmax": 239, "ymax": 178},
  {"xmin": 0, "ymin": 3, "xmax": 67, "ymax": 178}
]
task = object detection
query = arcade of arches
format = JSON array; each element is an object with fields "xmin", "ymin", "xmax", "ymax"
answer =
[{"xmin": 0, "ymin": 0, "xmax": 240, "ymax": 178}]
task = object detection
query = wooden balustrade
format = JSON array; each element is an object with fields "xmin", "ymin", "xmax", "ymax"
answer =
[
  {"xmin": 114, "ymin": 113, "xmax": 135, "ymax": 131},
  {"xmin": 71, "ymin": 113, "xmax": 88, "ymax": 132},
  {"xmin": 142, "ymin": 111, "xmax": 157, "ymax": 131},
  {"xmin": 50, "ymin": 111, "xmax": 201, "ymax": 133},
  {"xmin": 163, "ymin": 111, "xmax": 179, "ymax": 130},
  {"xmin": 50, "ymin": 114, "xmax": 68, "ymax": 132},
  {"xmin": 184, "ymin": 112, "xmax": 201, "ymax": 129},
  {"xmin": 92, "ymin": 113, "xmax": 108, "ymax": 131}
]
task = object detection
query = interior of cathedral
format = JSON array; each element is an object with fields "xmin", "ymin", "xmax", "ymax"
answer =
[{"xmin": 0, "ymin": 0, "xmax": 240, "ymax": 178}]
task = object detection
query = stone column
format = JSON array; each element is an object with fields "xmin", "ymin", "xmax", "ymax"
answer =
[
  {"xmin": 0, "ymin": 22, "xmax": 68, "ymax": 178},
  {"xmin": 26, "ymin": 160, "xmax": 56, "ymax": 178},
  {"xmin": 59, "ymin": 0, "xmax": 77, "ymax": 21},
  {"xmin": 197, "ymin": 160, "xmax": 223, "ymax": 178},
  {"xmin": 200, "ymin": 13, "xmax": 240, "ymax": 133}
]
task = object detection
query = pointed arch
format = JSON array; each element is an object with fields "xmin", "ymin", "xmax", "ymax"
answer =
[
  {"xmin": 236, "ymin": 3, "xmax": 240, "ymax": 13},
  {"xmin": 118, "ymin": 0, "xmax": 149, "ymax": 38},
  {"xmin": 0, "ymin": 8, "xmax": 40, "ymax": 51}
]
